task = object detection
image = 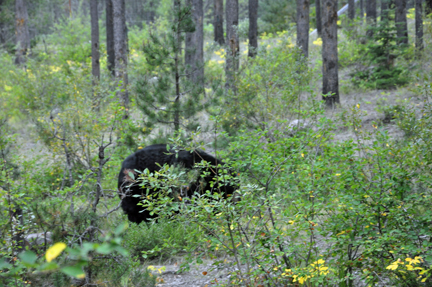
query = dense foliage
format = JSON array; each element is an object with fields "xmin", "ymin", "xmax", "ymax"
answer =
[{"xmin": 0, "ymin": 1, "xmax": 431, "ymax": 286}]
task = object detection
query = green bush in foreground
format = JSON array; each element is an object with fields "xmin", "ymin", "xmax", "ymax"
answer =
[{"xmin": 139, "ymin": 89, "xmax": 432, "ymax": 286}]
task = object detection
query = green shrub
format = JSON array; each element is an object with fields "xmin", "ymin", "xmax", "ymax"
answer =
[{"xmin": 124, "ymin": 220, "xmax": 199, "ymax": 260}]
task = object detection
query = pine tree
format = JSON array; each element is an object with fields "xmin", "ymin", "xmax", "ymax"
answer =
[{"xmin": 136, "ymin": 0, "xmax": 204, "ymax": 136}]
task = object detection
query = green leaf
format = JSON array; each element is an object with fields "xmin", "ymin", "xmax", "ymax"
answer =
[
  {"xmin": 61, "ymin": 265, "xmax": 86, "ymax": 279},
  {"xmin": 80, "ymin": 242, "xmax": 96, "ymax": 257},
  {"xmin": 114, "ymin": 222, "xmax": 128, "ymax": 236},
  {"xmin": 18, "ymin": 250, "xmax": 37, "ymax": 265},
  {"xmin": 96, "ymin": 243, "xmax": 112, "ymax": 254},
  {"xmin": 114, "ymin": 245, "xmax": 129, "ymax": 256},
  {"xmin": 0, "ymin": 259, "xmax": 12, "ymax": 269},
  {"xmin": 39, "ymin": 262, "xmax": 59, "ymax": 271}
]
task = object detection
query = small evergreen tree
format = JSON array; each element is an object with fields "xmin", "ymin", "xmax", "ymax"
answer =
[
  {"xmin": 136, "ymin": 0, "xmax": 205, "ymax": 137},
  {"xmin": 352, "ymin": 19, "xmax": 408, "ymax": 89}
]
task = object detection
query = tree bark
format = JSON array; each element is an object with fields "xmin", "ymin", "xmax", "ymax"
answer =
[
  {"xmin": 366, "ymin": 0, "xmax": 377, "ymax": 37},
  {"xmin": 415, "ymin": 0, "xmax": 423, "ymax": 51},
  {"xmin": 174, "ymin": 0, "xmax": 181, "ymax": 131},
  {"xmin": 248, "ymin": 0, "xmax": 258, "ymax": 57},
  {"xmin": 15, "ymin": 0, "xmax": 30, "ymax": 65},
  {"xmin": 322, "ymin": 0, "xmax": 339, "ymax": 108},
  {"xmin": 316, "ymin": 0, "xmax": 322, "ymax": 36},
  {"xmin": 425, "ymin": 0, "xmax": 432, "ymax": 15},
  {"xmin": 90, "ymin": 0, "xmax": 100, "ymax": 83},
  {"xmin": 348, "ymin": 0, "xmax": 355, "ymax": 20},
  {"xmin": 0, "ymin": 0, "xmax": 5, "ymax": 45},
  {"xmin": 185, "ymin": 0, "xmax": 204, "ymax": 89},
  {"xmin": 225, "ymin": 0, "xmax": 239, "ymax": 91},
  {"xmin": 395, "ymin": 0, "xmax": 408, "ymax": 45},
  {"xmin": 106, "ymin": 0, "xmax": 115, "ymax": 76},
  {"xmin": 113, "ymin": 0, "xmax": 129, "ymax": 114},
  {"xmin": 148, "ymin": 1, "xmax": 155, "ymax": 23},
  {"xmin": 214, "ymin": 0, "xmax": 224, "ymax": 45},
  {"xmin": 297, "ymin": 0, "xmax": 309, "ymax": 57},
  {"xmin": 360, "ymin": 0, "xmax": 364, "ymax": 18}
]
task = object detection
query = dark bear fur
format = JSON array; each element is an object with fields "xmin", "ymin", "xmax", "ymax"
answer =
[{"xmin": 118, "ymin": 144, "xmax": 237, "ymax": 224}]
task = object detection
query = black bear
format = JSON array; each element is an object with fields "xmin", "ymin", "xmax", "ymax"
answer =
[{"xmin": 117, "ymin": 144, "xmax": 237, "ymax": 224}]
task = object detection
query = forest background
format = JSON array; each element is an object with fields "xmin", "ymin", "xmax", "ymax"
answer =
[{"xmin": 1, "ymin": 0, "xmax": 432, "ymax": 286}]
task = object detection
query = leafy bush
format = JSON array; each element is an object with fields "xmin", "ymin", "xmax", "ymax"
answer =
[
  {"xmin": 124, "ymin": 220, "xmax": 199, "ymax": 260},
  {"xmin": 137, "ymin": 83, "xmax": 432, "ymax": 286},
  {"xmin": 217, "ymin": 39, "xmax": 313, "ymax": 135}
]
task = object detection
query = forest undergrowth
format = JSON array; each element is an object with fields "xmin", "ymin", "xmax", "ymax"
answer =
[{"xmin": 1, "ymin": 8, "xmax": 432, "ymax": 287}]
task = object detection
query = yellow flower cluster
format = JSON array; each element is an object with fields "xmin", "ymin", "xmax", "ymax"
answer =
[
  {"xmin": 386, "ymin": 256, "xmax": 429, "ymax": 283},
  {"xmin": 281, "ymin": 259, "xmax": 330, "ymax": 285},
  {"xmin": 313, "ymin": 38, "xmax": 323, "ymax": 46},
  {"xmin": 214, "ymin": 48, "xmax": 226, "ymax": 59}
]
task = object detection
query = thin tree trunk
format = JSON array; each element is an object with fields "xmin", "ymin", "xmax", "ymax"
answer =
[
  {"xmin": 149, "ymin": 1, "xmax": 155, "ymax": 23},
  {"xmin": 248, "ymin": 0, "xmax": 258, "ymax": 57},
  {"xmin": 297, "ymin": 0, "xmax": 309, "ymax": 57},
  {"xmin": 174, "ymin": 0, "xmax": 181, "ymax": 131},
  {"xmin": 426, "ymin": 0, "xmax": 432, "ymax": 15},
  {"xmin": 113, "ymin": 0, "xmax": 129, "ymax": 114},
  {"xmin": 106, "ymin": 0, "xmax": 115, "ymax": 76},
  {"xmin": 360, "ymin": 0, "xmax": 364, "ymax": 18},
  {"xmin": 225, "ymin": 0, "xmax": 239, "ymax": 92},
  {"xmin": 0, "ymin": 0, "xmax": 5, "ymax": 45},
  {"xmin": 185, "ymin": 0, "xmax": 204, "ymax": 89},
  {"xmin": 322, "ymin": 0, "xmax": 339, "ymax": 108},
  {"xmin": 348, "ymin": 0, "xmax": 355, "ymax": 20},
  {"xmin": 395, "ymin": 0, "xmax": 408, "ymax": 45},
  {"xmin": 381, "ymin": 0, "xmax": 389, "ymax": 21},
  {"xmin": 90, "ymin": 0, "xmax": 100, "ymax": 83},
  {"xmin": 366, "ymin": 0, "xmax": 377, "ymax": 36},
  {"xmin": 15, "ymin": 0, "xmax": 30, "ymax": 65},
  {"xmin": 415, "ymin": 0, "xmax": 423, "ymax": 51},
  {"xmin": 316, "ymin": 0, "xmax": 322, "ymax": 36},
  {"xmin": 214, "ymin": 0, "xmax": 224, "ymax": 45}
]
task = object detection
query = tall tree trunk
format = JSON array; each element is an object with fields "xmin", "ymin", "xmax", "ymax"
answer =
[
  {"xmin": 381, "ymin": 0, "xmax": 390, "ymax": 22},
  {"xmin": 348, "ymin": 0, "xmax": 355, "ymax": 20},
  {"xmin": 106, "ymin": 0, "xmax": 115, "ymax": 76},
  {"xmin": 0, "ymin": 0, "xmax": 5, "ymax": 45},
  {"xmin": 113, "ymin": 0, "xmax": 129, "ymax": 114},
  {"xmin": 225, "ymin": 0, "xmax": 239, "ymax": 92},
  {"xmin": 248, "ymin": 0, "xmax": 258, "ymax": 57},
  {"xmin": 426, "ymin": 0, "xmax": 432, "ymax": 15},
  {"xmin": 366, "ymin": 0, "xmax": 377, "ymax": 37},
  {"xmin": 90, "ymin": 0, "xmax": 100, "ymax": 84},
  {"xmin": 316, "ymin": 0, "xmax": 322, "ymax": 36},
  {"xmin": 360, "ymin": 0, "xmax": 364, "ymax": 18},
  {"xmin": 15, "ymin": 0, "xmax": 30, "ymax": 65},
  {"xmin": 297, "ymin": 0, "xmax": 309, "ymax": 57},
  {"xmin": 395, "ymin": 0, "xmax": 408, "ymax": 45},
  {"xmin": 148, "ymin": 1, "xmax": 155, "ymax": 23},
  {"xmin": 415, "ymin": 0, "xmax": 423, "ymax": 51},
  {"xmin": 214, "ymin": 0, "xmax": 224, "ymax": 45},
  {"xmin": 185, "ymin": 0, "xmax": 204, "ymax": 89},
  {"xmin": 322, "ymin": 0, "xmax": 339, "ymax": 108},
  {"xmin": 174, "ymin": 0, "xmax": 181, "ymax": 131}
]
